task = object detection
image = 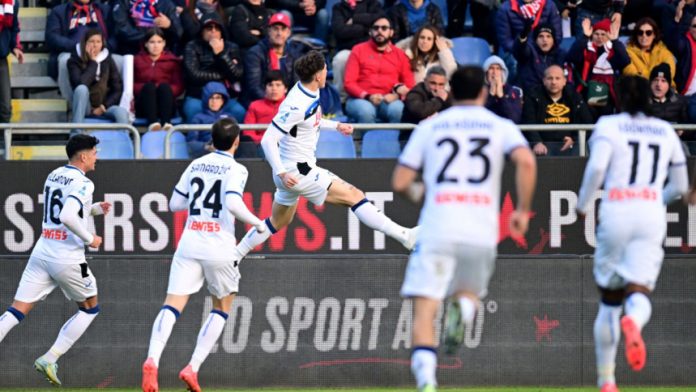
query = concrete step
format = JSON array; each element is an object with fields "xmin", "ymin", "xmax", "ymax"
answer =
[
  {"xmin": 9, "ymin": 145, "xmax": 65, "ymax": 160},
  {"xmin": 11, "ymin": 99, "xmax": 67, "ymax": 122},
  {"xmin": 9, "ymin": 53, "xmax": 58, "ymax": 89},
  {"xmin": 18, "ymin": 7, "xmax": 47, "ymax": 43}
]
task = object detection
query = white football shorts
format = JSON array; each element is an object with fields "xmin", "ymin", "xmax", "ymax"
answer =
[
  {"xmin": 167, "ymin": 255, "xmax": 240, "ymax": 299},
  {"xmin": 593, "ymin": 209, "xmax": 666, "ymax": 291},
  {"xmin": 14, "ymin": 256, "xmax": 97, "ymax": 302},
  {"xmin": 273, "ymin": 163, "xmax": 337, "ymax": 206},
  {"xmin": 401, "ymin": 241, "xmax": 496, "ymax": 300}
]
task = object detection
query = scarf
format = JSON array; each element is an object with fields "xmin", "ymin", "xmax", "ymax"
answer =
[
  {"xmin": 130, "ymin": 0, "xmax": 159, "ymax": 28},
  {"xmin": 579, "ymin": 40, "xmax": 617, "ymax": 100},
  {"xmin": 511, "ymin": 0, "xmax": 546, "ymax": 29},
  {"xmin": 401, "ymin": 0, "xmax": 428, "ymax": 36},
  {"xmin": 345, "ymin": 0, "xmax": 356, "ymax": 9},
  {"xmin": 0, "ymin": 0, "xmax": 15, "ymax": 32},
  {"xmin": 69, "ymin": 1, "xmax": 99, "ymax": 30},
  {"xmin": 682, "ymin": 32, "xmax": 696, "ymax": 95}
]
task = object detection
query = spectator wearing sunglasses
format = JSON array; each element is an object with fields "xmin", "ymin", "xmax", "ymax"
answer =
[{"xmin": 623, "ymin": 17, "xmax": 675, "ymax": 88}]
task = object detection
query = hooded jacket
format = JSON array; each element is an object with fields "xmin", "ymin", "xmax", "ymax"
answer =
[
  {"xmin": 67, "ymin": 43, "xmax": 123, "ymax": 109},
  {"xmin": 184, "ymin": 13, "xmax": 244, "ymax": 99},
  {"xmin": 483, "ymin": 55, "xmax": 524, "ymax": 123},
  {"xmin": 512, "ymin": 23, "xmax": 566, "ymax": 93},
  {"xmin": 189, "ymin": 81, "xmax": 233, "ymax": 142},
  {"xmin": 387, "ymin": 0, "xmax": 445, "ymax": 43},
  {"xmin": 623, "ymin": 41, "xmax": 676, "ymax": 87}
]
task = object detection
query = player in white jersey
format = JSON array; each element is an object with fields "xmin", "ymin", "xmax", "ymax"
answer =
[
  {"xmin": 576, "ymin": 76, "xmax": 689, "ymax": 392},
  {"xmin": 231, "ymin": 50, "xmax": 418, "ymax": 259},
  {"xmin": 142, "ymin": 118, "xmax": 266, "ymax": 392},
  {"xmin": 0, "ymin": 134, "xmax": 110, "ymax": 386},
  {"xmin": 392, "ymin": 66, "xmax": 537, "ymax": 392}
]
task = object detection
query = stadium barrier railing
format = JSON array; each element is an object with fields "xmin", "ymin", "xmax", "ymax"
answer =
[{"xmin": 1, "ymin": 123, "xmax": 142, "ymax": 160}]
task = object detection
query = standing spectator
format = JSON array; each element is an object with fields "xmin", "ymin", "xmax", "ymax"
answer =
[
  {"xmin": 183, "ymin": 13, "xmax": 245, "ymax": 122},
  {"xmin": 513, "ymin": 22, "xmax": 565, "ymax": 93},
  {"xmin": 240, "ymin": 70, "xmax": 286, "ymax": 157},
  {"xmin": 522, "ymin": 64, "xmax": 592, "ymax": 156},
  {"xmin": 397, "ymin": 24, "xmax": 456, "ymax": 83},
  {"xmin": 623, "ymin": 17, "xmax": 676, "ymax": 86},
  {"xmin": 134, "ymin": 27, "xmax": 184, "ymax": 131},
  {"xmin": 45, "ymin": 0, "xmax": 115, "ymax": 101},
  {"xmin": 572, "ymin": 0, "xmax": 622, "ymax": 39},
  {"xmin": 446, "ymin": 0, "xmax": 496, "ymax": 41},
  {"xmin": 228, "ymin": 0, "xmax": 273, "ymax": 55},
  {"xmin": 567, "ymin": 18, "xmax": 629, "ymax": 118},
  {"xmin": 648, "ymin": 63, "xmax": 692, "ymax": 153},
  {"xmin": 483, "ymin": 55, "xmax": 523, "ymax": 122},
  {"xmin": 0, "ymin": 0, "xmax": 22, "ymax": 127},
  {"xmin": 401, "ymin": 66, "xmax": 451, "ymax": 139},
  {"xmin": 188, "ymin": 81, "xmax": 237, "ymax": 157},
  {"xmin": 180, "ymin": 0, "xmax": 227, "ymax": 45},
  {"xmin": 344, "ymin": 16, "xmax": 415, "ymax": 125},
  {"xmin": 68, "ymin": 29, "xmax": 130, "ymax": 126},
  {"xmin": 266, "ymin": 0, "xmax": 329, "ymax": 40},
  {"xmin": 112, "ymin": 0, "xmax": 182, "ymax": 55},
  {"xmin": 663, "ymin": 0, "xmax": 696, "ymax": 121},
  {"xmin": 496, "ymin": 0, "xmax": 562, "ymax": 81},
  {"xmin": 387, "ymin": 0, "xmax": 445, "ymax": 43},
  {"xmin": 243, "ymin": 13, "xmax": 307, "ymax": 105},
  {"xmin": 330, "ymin": 0, "xmax": 382, "ymax": 100}
]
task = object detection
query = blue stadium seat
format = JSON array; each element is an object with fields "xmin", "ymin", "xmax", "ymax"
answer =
[
  {"xmin": 361, "ymin": 130, "xmax": 401, "ymax": 158},
  {"xmin": 133, "ymin": 116, "xmax": 183, "ymax": 127},
  {"xmin": 83, "ymin": 117, "xmax": 113, "ymax": 124},
  {"xmin": 618, "ymin": 35, "xmax": 629, "ymax": 46},
  {"xmin": 141, "ymin": 131, "xmax": 190, "ymax": 159},
  {"xmin": 451, "ymin": 37, "xmax": 491, "ymax": 67},
  {"xmin": 88, "ymin": 130, "xmax": 135, "ymax": 159},
  {"xmin": 316, "ymin": 130, "xmax": 356, "ymax": 158}
]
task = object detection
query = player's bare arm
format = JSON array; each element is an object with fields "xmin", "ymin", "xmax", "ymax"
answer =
[{"xmin": 509, "ymin": 146, "xmax": 537, "ymax": 237}]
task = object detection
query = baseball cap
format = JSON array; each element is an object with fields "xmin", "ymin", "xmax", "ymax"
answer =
[{"xmin": 269, "ymin": 13, "xmax": 291, "ymax": 28}]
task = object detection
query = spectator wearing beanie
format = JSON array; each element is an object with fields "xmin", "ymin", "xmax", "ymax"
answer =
[
  {"xmin": 483, "ymin": 55, "xmax": 523, "ymax": 123},
  {"xmin": 648, "ymin": 63, "xmax": 692, "ymax": 151},
  {"xmin": 572, "ymin": 0, "xmax": 623, "ymax": 39},
  {"xmin": 513, "ymin": 22, "xmax": 566, "ymax": 94}
]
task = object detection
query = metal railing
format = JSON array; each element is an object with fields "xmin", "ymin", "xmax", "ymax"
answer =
[{"xmin": 2, "ymin": 123, "xmax": 142, "ymax": 160}]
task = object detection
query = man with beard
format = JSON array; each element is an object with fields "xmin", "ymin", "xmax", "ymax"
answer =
[{"xmin": 344, "ymin": 15, "xmax": 415, "ymax": 128}]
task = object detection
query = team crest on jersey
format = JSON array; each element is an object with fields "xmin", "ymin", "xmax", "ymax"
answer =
[
  {"xmin": 279, "ymin": 112, "xmax": 290, "ymax": 123},
  {"xmin": 78, "ymin": 185, "xmax": 87, "ymax": 196}
]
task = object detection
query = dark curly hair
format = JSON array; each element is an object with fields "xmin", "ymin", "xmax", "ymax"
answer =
[{"xmin": 294, "ymin": 51, "xmax": 326, "ymax": 84}]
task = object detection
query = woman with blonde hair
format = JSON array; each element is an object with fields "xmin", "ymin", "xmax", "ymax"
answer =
[{"xmin": 398, "ymin": 25, "xmax": 456, "ymax": 83}]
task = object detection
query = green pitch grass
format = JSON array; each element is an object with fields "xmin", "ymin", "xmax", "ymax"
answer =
[{"xmin": 4, "ymin": 388, "xmax": 696, "ymax": 391}]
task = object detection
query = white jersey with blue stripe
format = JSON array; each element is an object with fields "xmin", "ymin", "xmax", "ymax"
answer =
[
  {"xmin": 173, "ymin": 151, "xmax": 249, "ymax": 261},
  {"xmin": 31, "ymin": 165, "xmax": 94, "ymax": 263},
  {"xmin": 270, "ymin": 82, "xmax": 325, "ymax": 168},
  {"xmin": 398, "ymin": 105, "xmax": 529, "ymax": 248}
]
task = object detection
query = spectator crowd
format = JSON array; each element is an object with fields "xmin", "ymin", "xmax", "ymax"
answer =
[{"xmin": 3, "ymin": 0, "xmax": 696, "ymax": 157}]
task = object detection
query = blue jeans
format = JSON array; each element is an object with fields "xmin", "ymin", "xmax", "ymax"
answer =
[
  {"xmin": 183, "ymin": 96, "xmax": 246, "ymax": 123},
  {"xmin": 72, "ymin": 85, "xmax": 130, "ymax": 125},
  {"xmin": 345, "ymin": 98, "xmax": 405, "ymax": 124}
]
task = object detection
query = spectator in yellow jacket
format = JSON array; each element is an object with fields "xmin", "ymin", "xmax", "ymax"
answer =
[{"xmin": 623, "ymin": 17, "xmax": 676, "ymax": 88}]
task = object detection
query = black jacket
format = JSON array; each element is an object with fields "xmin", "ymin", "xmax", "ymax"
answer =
[
  {"xmin": 331, "ymin": 0, "xmax": 382, "ymax": 52},
  {"xmin": 183, "ymin": 37, "xmax": 243, "ymax": 99},
  {"xmin": 111, "ymin": 0, "xmax": 183, "ymax": 54},
  {"xmin": 401, "ymin": 81, "xmax": 451, "ymax": 123},
  {"xmin": 650, "ymin": 90, "xmax": 689, "ymax": 136},
  {"xmin": 387, "ymin": 1, "xmax": 444, "ymax": 42},
  {"xmin": 242, "ymin": 38, "xmax": 308, "ymax": 104},
  {"xmin": 228, "ymin": 2, "xmax": 273, "ymax": 53},
  {"xmin": 67, "ymin": 50, "xmax": 123, "ymax": 109},
  {"xmin": 522, "ymin": 85, "xmax": 593, "ymax": 143}
]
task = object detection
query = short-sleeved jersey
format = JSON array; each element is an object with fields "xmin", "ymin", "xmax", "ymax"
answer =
[
  {"xmin": 31, "ymin": 165, "xmax": 94, "ymax": 263},
  {"xmin": 173, "ymin": 151, "xmax": 249, "ymax": 261},
  {"xmin": 398, "ymin": 105, "xmax": 529, "ymax": 248},
  {"xmin": 590, "ymin": 113, "xmax": 686, "ymax": 208},
  {"xmin": 270, "ymin": 82, "xmax": 324, "ymax": 168}
]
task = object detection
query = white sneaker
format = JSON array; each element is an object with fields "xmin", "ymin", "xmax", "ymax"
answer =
[
  {"xmin": 162, "ymin": 122, "xmax": 174, "ymax": 131},
  {"xmin": 148, "ymin": 122, "xmax": 162, "ymax": 132},
  {"xmin": 399, "ymin": 226, "xmax": 420, "ymax": 251}
]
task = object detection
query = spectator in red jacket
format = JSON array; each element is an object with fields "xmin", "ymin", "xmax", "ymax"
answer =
[
  {"xmin": 240, "ymin": 70, "xmax": 286, "ymax": 157},
  {"xmin": 133, "ymin": 28, "xmax": 184, "ymax": 131},
  {"xmin": 344, "ymin": 15, "xmax": 415, "ymax": 126}
]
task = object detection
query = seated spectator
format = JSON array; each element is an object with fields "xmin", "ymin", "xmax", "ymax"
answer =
[
  {"xmin": 265, "ymin": 0, "xmax": 329, "ymax": 41},
  {"xmin": 183, "ymin": 13, "xmax": 245, "ymax": 122},
  {"xmin": 0, "ymin": 0, "xmax": 21, "ymax": 127},
  {"xmin": 496, "ymin": 0, "xmax": 562, "ymax": 80},
  {"xmin": 522, "ymin": 64, "xmax": 592, "ymax": 156},
  {"xmin": 387, "ymin": 0, "xmax": 444, "ymax": 43},
  {"xmin": 664, "ymin": 2, "xmax": 696, "ymax": 121},
  {"xmin": 483, "ymin": 55, "xmax": 523, "ymax": 123},
  {"xmin": 648, "ymin": 63, "xmax": 692, "ymax": 151},
  {"xmin": 567, "ymin": 18, "xmax": 629, "ymax": 118},
  {"xmin": 188, "ymin": 81, "xmax": 236, "ymax": 156},
  {"xmin": 243, "ymin": 13, "xmax": 307, "ymax": 105},
  {"xmin": 344, "ymin": 16, "xmax": 415, "ymax": 126},
  {"xmin": 228, "ymin": 0, "xmax": 273, "ymax": 55},
  {"xmin": 180, "ymin": 0, "xmax": 227, "ymax": 45},
  {"xmin": 134, "ymin": 27, "xmax": 184, "ymax": 131},
  {"xmin": 401, "ymin": 66, "xmax": 451, "ymax": 137},
  {"xmin": 45, "ymin": 0, "xmax": 115, "ymax": 101},
  {"xmin": 623, "ymin": 17, "xmax": 676, "ymax": 86},
  {"xmin": 112, "ymin": 0, "xmax": 182, "ymax": 55},
  {"xmin": 330, "ymin": 0, "xmax": 382, "ymax": 100},
  {"xmin": 240, "ymin": 70, "xmax": 286, "ymax": 157},
  {"xmin": 396, "ymin": 24, "xmax": 456, "ymax": 83},
  {"xmin": 68, "ymin": 28, "xmax": 130, "ymax": 126},
  {"xmin": 513, "ymin": 22, "xmax": 565, "ymax": 94}
]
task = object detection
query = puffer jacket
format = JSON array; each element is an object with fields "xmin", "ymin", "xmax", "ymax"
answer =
[
  {"xmin": 242, "ymin": 37, "xmax": 308, "ymax": 104},
  {"xmin": 623, "ymin": 41, "xmax": 676, "ymax": 87}
]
